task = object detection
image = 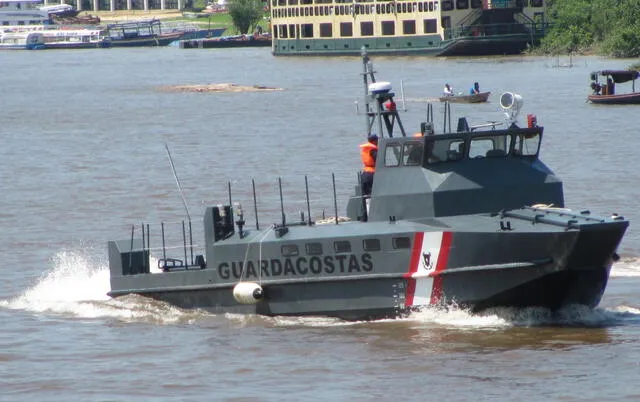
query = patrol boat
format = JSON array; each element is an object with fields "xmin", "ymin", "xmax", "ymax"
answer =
[{"xmin": 107, "ymin": 51, "xmax": 628, "ymax": 320}]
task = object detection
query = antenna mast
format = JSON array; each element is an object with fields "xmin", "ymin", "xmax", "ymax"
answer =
[{"xmin": 165, "ymin": 143, "xmax": 191, "ymax": 221}]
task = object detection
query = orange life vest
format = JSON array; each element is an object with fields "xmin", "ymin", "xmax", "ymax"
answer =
[{"xmin": 360, "ymin": 142, "xmax": 377, "ymax": 173}]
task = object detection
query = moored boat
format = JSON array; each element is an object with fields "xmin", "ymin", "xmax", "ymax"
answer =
[
  {"xmin": 107, "ymin": 19, "xmax": 183, "ymax": 47},
  {"xmin": 271, "ymin": 0, "xmax": 549, "ymax": 57},
  {"xmin": 439, "ymin": 91, "xmax": 491, "ymax": 103},
  {"xmin": 179, "ymin": 32, "xmax": 272, "ymax": 49},
  {"xmin": 0, "ymin": 0, "xmax": 50, "ymax": 26},
  {"xmin": 41, "ymin": 28, "xmax": 110, "ymax": 49},
  {"xmin": 106, "ymin": 50, "xmax": 628, "ymax": 321},
  {"xmin": 0, "ymin": 31, "xmax": 45, "ymax": 49},
  {"xmin": 588, "ymin": 70, "xmax": 640, "ymax": 105}
]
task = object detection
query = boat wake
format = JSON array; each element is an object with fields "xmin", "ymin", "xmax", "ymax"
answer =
[
  {"xmin": 2, "ymin": 249, "xmax": 640, "ymax": 328},
  {"xmin": 0, "ymin": 249, "xmax": 203, "ymax": 324}
]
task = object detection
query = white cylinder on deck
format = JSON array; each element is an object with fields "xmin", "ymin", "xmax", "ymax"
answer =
[{"xmin": 232, "ymin": 282, "xmax": 264, "ymax": 304}]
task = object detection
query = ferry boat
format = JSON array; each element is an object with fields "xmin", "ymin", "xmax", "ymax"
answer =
[
  {"xmin": 271, "ymin": 0, "xmax": 548, "ymax": 56},
  {"xmin": 0, "ymin": 30, "xmax": 45, "ymax": 49},
  {"xmin": 0, "ymin": 0, "xmax": 50, "ymax": 26},
  {"xmin": 41, "ymin": 28, "xmax": 110, "ymax": 49},
  {"xmin": 106, "ymin": 50, "xmax": 628, "ymax": 320}
]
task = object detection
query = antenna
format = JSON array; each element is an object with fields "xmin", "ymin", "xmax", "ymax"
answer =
[{"xmin": 165, "ymin": 143, "xmax": 191, "ymax": 221}]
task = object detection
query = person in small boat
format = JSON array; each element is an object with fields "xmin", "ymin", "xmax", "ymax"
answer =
[
  {"xmin": 607, "ymin": 77, "xmax": 615, "ymax": 95},
  {"xmin": 360, "ymin": 134, "xmax": 378, "ymax": 196},
  {"xmin": 443, "ymin": 83, "xmax": 454, "ymax": 96},
  {"xmin": 591, "ymin": 81, "xmax": 602, "ymax": 95},
  {"xmin": 470, "ymin": 82, "xmax": 480, "ymax": 95}
]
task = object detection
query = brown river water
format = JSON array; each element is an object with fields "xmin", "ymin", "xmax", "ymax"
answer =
[{"xmin": 1, "ymin": 48, "xmax": 639, "ymax": 401}]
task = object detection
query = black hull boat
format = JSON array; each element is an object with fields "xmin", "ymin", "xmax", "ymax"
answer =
[{"xmin": 107, "ymin": 50, "xmax": 628, "ymax": 321}]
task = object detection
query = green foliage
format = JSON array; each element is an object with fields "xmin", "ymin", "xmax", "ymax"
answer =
[
  {"xmin": 542, "ymin": 0, "xmax": 640, "ymax": 57},
  {"xmin": 227, "ymin": 0, "xmax": 265, "ymax": 34}
]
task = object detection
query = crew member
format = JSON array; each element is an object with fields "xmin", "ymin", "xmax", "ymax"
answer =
[{"xmin": 360, "ymin": 134, "xmax": 378, "ymax": 196}]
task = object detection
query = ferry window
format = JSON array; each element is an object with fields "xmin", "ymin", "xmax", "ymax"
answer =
[
  {"xmin": 456, "ymin": 0, "xmax": 468, "ymax": 9},
  {"xmin": 386, "ymin": 3, "xmax": 392, "ymax": 13},
  {"xmin": 531, "ymin": 0, "xmax": 543, "ymax": 6},
  {"xmin": 442, "ymin": 0, "xmax": 453, "ymax": 10},
  {"xmin": 278, "ymin": 25, "xmax": 288, "ymax": 38},
  {"xmin": 419, "ymin": 2, "xmax": 424, "ymax": 11},
  {"xmin": 288, "ymin": 0, "xmax": 297, "ymax": 4},
  {"xmin": 319, "ymin": 23, "xmax": 332, "ymax": 37},
  {"xmin": 513, "ymin": 132, "xmax": 541, "ymax": 157},
  {"xmin": 429, "ymin": 1, "xmax": 434, "ymax": 11},
  {"xmin": 301, "ymin": 24, "xmax": 313, "ymax": 38},
  {"xmin": 340, "ymin": 22, "xmax": 353, "ymax": 37},
  {"xmin": 403, "ymin": 20, "xmax": 416, "ymax": 35},
  {"xmin": 304, "ymin": 7, "xmax": 309, "ymax": 16},
  {"xmin": 375, "ymin": 4, "xmax": 380, "ymax": 13},
  {"xmin": 295, "ymin": 8, "xmax": 299, "ymax": 16},
  {"xmin": 381, "ymin": 21, "xmax": 395, "ymax": 36},
  {"xmin": 289, "ymin": 24, "xmax": 296, "ymax": 38},
  {"xmin": 361, "ymin": 21, "xmax": 374, "ymax": 36},
  {"xmin": 403, "ymin": 142, "xmax": 423, "ymax": 166},
  {"xmin": 334, "ymin": 241, "xmax": 351, "ymax": 253},
  {"xmin": 471, "ymin": 0, "xmax": 482, "ymax": 7},
  {"xmin": 393, "ymin": 237, "xmax": 411, "ymax": 249},
  {"xmin": 305, "ymin": 243, "xmax": 323, "ymax": 255},
  {"xmin": 424, "ymin": 19, "xmax": 437, "ymax": 33},
  {"xmin": 281, "ymin": 244, "xmax": 299, "ymax": 257},
  {"xmin": 401, "ymin": 3, "xmax": 407, "ymax": 12},
  {"xmin": 384, "ymin": 143, "xmax": 402, "ymax": 167},
  {"xmin": 515, "ymin": 0, "xmax": 525, "ymax": 7},
  {"xmin": 363, "ymin": 239, "xmax": 381, "ymax": 252},
  {"xmin": 441, "ymin": 16, "xmax": 451, "ymax": 29}
]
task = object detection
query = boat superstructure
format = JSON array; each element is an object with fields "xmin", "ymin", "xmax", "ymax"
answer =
[
  {"xmin": 271, "ymin": 0, "xmax": 549, "ymax": 56},
  {"xmin": 107, "ymin": 50, "xmax": 628, "ymax": 320},
  {"xmin": 0, "ymin": 0, "xmax": 50, "ymax": 26}
]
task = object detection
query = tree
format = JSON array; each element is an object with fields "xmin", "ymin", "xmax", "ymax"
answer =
[{"xmin": 227, "ymin": 0, "xmax": 265, "ymax": 34}]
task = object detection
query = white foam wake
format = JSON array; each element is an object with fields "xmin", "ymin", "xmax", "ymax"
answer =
[{"xmin": 0, "ymin": 249, "xmax": 198, "ymax": 324}]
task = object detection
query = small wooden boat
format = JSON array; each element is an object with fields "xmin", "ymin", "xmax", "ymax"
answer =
[
  {"xmin": 588, "ymin": 70, "xmax": 640, "ymax": 105},
  {"xmin": 439, "ymin": 91, "xmax": 491, "ymax": 103}
]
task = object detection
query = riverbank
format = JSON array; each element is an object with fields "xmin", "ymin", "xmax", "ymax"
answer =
[{"xmin": 89, "ymin": 10, "xmax": 183, "ymax": 22}]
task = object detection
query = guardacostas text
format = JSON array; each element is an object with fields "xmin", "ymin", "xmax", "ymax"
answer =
[{"xmin": 217, "ymin": 254, "xmax": 373, "ymax": 279}]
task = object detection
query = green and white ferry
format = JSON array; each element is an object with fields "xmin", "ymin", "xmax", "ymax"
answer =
[{"xmin": 271, "ymin": 0, "xmax": 547, "ymax": 56}]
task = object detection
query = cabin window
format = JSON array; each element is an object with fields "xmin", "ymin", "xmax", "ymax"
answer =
[
  {"xmin": 441, "ymin": 16, "xmax": 451, "ymax": 29},
  {"xmin": 363, "ymin": 239, "xmax": 381, "ymax": 252},
  {"xmin": 281, "ymin": 244, "xmax": 299, "ymax": 257},
  {"xmin": 319, "ymin": 23, "xmax": 332, "ymax": 37},
  {"xmin": 441, "ymin": 0, "xmax": 453, "ymax": 10},
  {"xmin": 425, "ymin": 139, "xmax": 452, "ymax": 164},
  {"xmin": 456, "ymin": 0, "xmax": 468, "ymax": 9},
  {"xmin": 424, "ymin": 18, "xmax": 437, "ymax": 33},
  {"xmin": 289, "ymin": 24, "xmax": 296, "ymax": 38},
  {"xmin": 361, "ymin": 21, "xmax": 374, "ymax": 36},
  {"xmin": 278, "ymin": 25, "xmax": 288, "ymax": 38},
  {"xmin": 403, "ymin": 142, "xmax": 423, "ymax": 166},
  {"xmin": 513, "ymin": 131, "xmax": 541, "ymax": 157},
  {"xmin": 471, "ymin": 0, "xmax": 482, "ymax": 8},
  {"xmin": 403, "ymin": 20, "xmax": 416, "ymax": 35},
  {"xmin": 447, "ymin": 140, "xmax": 465, "ymax": 161},
  {"xmin": 381, "ymin": 21, "xmax": 395, "ymax": 36},
  {"xmin": 531, "ymin": 0, "xmax": 543, "ymax": 6},
  {"xmin": 288, "ymin": 0, "xmax": 297, "ymax": 4},
  {"xmin": 429, "ymin": 1, "xmax": 434, "ymax": 11},
  {"xmin": 304, "ymin": 7, "xmax": 309, "ymax": 16},
  {"xmin": 515, "ymin": 0, "xmax": 525, "ymax": 7},
  {"xmin": 401, "ymin": 3, "xmax": 407, "ymax": 12},
  {"xmin": 340, "ymin": 22, "xmax": 353, "ymax": 37},
  {"xmin": 300, "ymin": 24, "xmax": 313, "ymax": 37},
  {"xmin": 469, "ymin": 138, "xmax": 494, "ymax": 158},
  {"xmin": 392, "ymin": 237, "xmax": 411, "ymax": 249},
  {"xmin": 314, "ymin": 6, "xmax": 319, "ymax": 14},
  {"xmin": 334, "ymin": 241, "xmax": 351, "ymax": 253},
  {"xmin": 305, "ymin": 243, "xmax": 323, "ymax": 255},
  {"xmin": 418, "ymin": 2, "xmax": 423, "ymax": 11},
  {"xmin": 384, "ymin": 143, "xmax": 402, "ymax": 167}
]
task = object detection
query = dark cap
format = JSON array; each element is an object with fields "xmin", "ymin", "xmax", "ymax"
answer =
[{"xmin": 368, "ymin": 133, "xmax": 378, "ymax": 142}]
